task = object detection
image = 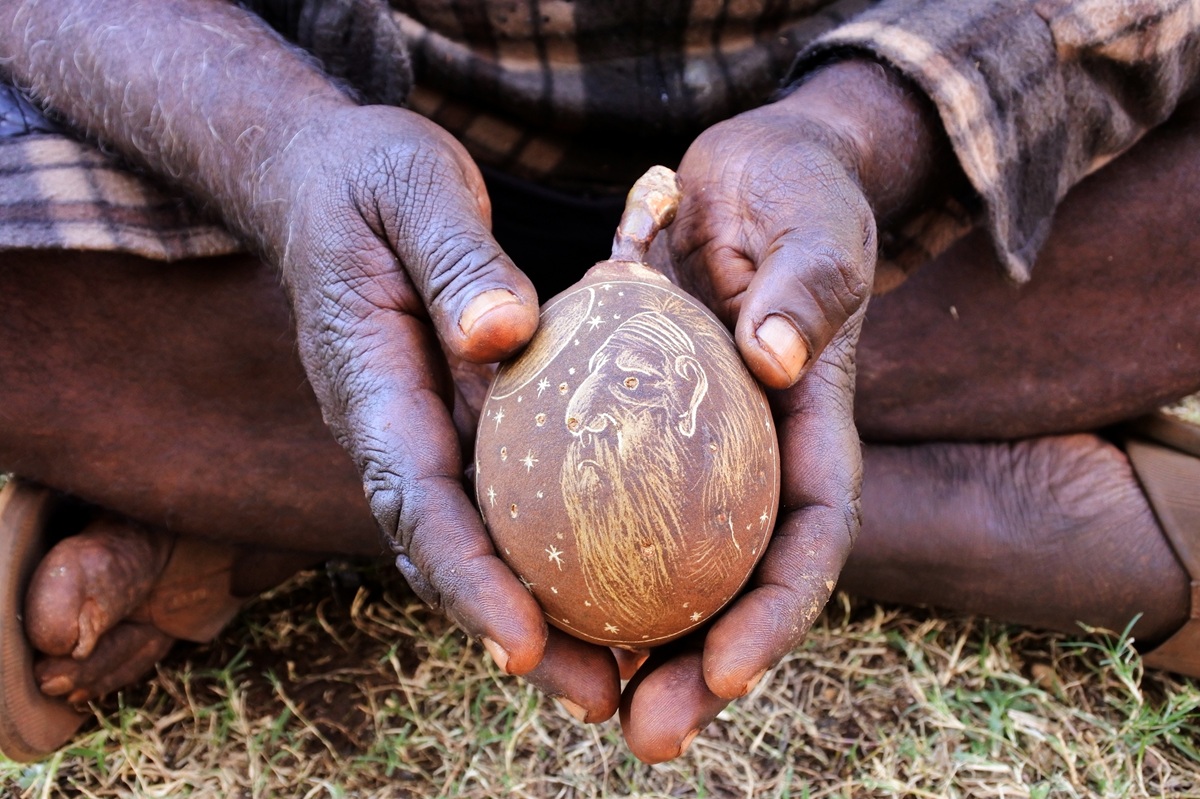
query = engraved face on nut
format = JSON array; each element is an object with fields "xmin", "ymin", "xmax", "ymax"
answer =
[{"xmin": 476, "ymin": 266, "xmax": 779, "ymax": 647}]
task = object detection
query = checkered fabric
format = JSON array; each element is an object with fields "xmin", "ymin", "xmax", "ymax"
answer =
[
  {"xmin": 793, "ymin": 0, "xmax": 1200, "ymax": 280},
  {"xmin": 0, "ymin": 85, "xmax": 240, "ymax": 261},
  {"xmin": 1, "ymin": 0, "xmax": 1197, "ymax": 278}
]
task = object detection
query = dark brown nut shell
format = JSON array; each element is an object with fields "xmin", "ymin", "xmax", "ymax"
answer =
[{"xmin": 475, "ymin": 260, "xmax": 780, "ymax": 648}]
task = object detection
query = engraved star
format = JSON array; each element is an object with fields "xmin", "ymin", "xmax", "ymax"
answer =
[
  {"xmin": 760, "ymin": 510, "xmax": 770, "ymax": 525},
  {"xmin": 486, "ymin": 486, "xmax": 497, "ymax": 507},
  {"xmin": 493, "ymin": 407, "xmax": 505, "ymax": 430},
  {"xmin": 536, "ymin": 378, "xmax": 550, "ymax": 397},
  {"xmin": 520, "ymin": 576, "xmax": 535, "ymax": 592},
  {"xmin": 521, "ymin": 451, "xmax": 539, "ymax": 472},
  {"xmin": 690, "ymin": 612, "xmax": 703, "ymax": 622},
  {"xmin": 604, "ymin": 623, "xmax": 619, "ymax": 633},
  {"xmin": 587, "ymin": 315, "xmax": 605, "ymax": 330},
  {"xmin": 602, "ymin": 284, "xmax": 612, "ymax": 291},
  {"xmin": 546, "ymin": 545, "xmax": 564, "ymax": 569}
]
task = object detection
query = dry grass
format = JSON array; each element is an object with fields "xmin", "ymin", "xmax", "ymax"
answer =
[
  {"xmin": 4, "ymin": 559, "xmax": 1200, "ymax": 799},
  {"xmin": 1164, "ymin": 395, "xmax": 1200, "ymax": 427}
]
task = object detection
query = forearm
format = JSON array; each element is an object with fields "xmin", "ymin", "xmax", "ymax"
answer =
[{"xmin": 0, "ymin": 0, "xmax": 354, "ymax": 254}]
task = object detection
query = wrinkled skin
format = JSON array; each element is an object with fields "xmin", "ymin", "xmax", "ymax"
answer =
[
  {"xmin": 268, "ymin": 106, "xmax": 551, "ymax": 671},
  {"xmin": 0, "ymin": 0, "xmax": 953, "ymax": 759},
  {"xmin": 612, "ymin": 63, "xmax": 949, "ymax": 762},
  {"xmin": 4, "ymin": 0, "xmax": 1197, "ymax": 767}
]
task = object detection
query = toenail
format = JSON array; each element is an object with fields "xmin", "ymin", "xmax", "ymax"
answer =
[{"xmin": 38, "ymin": 675, "xmax": 73, "ymax": 696}]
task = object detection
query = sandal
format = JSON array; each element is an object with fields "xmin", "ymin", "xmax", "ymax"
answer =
[
  {"xmin": 0, "ymin": 478, "xmax": 244, "ymax": 761},
  {"xmin": 1126, "ymin": 406, "xmax": 1200, "ymax": 677},
  {"xmin": 0, "ymin": 479, "xmax": 88, "ymax": 762}
]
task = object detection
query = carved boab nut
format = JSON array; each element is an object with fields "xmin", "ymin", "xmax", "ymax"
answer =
[{"xmin": 475, "ymin": 166, "xmax": 780, "ymax": 648}]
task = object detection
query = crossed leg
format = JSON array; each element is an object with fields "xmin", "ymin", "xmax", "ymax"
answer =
[
  {"xmin": 848, "ymin": 96, "xmax": 1200, "ymax": 646},
  {"xmin": 1, "ymin": 98, "xmax": 1198, "ymax": 732}
]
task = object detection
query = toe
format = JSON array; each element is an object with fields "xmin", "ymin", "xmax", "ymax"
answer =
[
  {"xmin": 34, "ymin": 622, "xmax": 174, "ymax": 705},
  {"xmin": 25, "ymin": 518, "xmax": 173, "ymax": 658}
]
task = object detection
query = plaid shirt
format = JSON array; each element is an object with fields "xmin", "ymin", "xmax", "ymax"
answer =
[{"xmin": 1, "ymin": 0, "xmax": 1198, "ymax": 282}]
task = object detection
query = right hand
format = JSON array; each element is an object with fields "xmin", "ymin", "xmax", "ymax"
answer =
[{"xmin": 268, "ymin": 105, "xmax": 623, "ymax": 718}]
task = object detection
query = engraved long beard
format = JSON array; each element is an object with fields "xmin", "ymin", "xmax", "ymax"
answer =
[{"xmin": 560, "ymin": 410, "xmax": 693, "ymax": 631}]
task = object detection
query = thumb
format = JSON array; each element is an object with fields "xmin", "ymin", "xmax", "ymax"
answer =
[
  {"xmin": 734, "ymin": 218, "xmax": 875, "ymax": 390},
  {"xmin": 383, "ymin": 148, "xmax": 540, "ymax": 364}
]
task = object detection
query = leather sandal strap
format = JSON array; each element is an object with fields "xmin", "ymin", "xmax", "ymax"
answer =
[{"xmin": 1126, "ymin": 416, "xmax": 1200, "ymax": 677}]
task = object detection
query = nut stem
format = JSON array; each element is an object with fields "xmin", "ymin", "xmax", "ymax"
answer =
[{"xmin": 610, "ymin": 166, "xmax": 681, "ymax": 264}]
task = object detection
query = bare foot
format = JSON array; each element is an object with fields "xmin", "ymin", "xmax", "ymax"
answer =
[
  {"xmin": 25, "ymin": 517, "xmax": 172, "ymax": 660},
  {"xmin": 23, "ymin": 519, "xmax": 243, "ymax": 704},
  {"xmin": 844, "ymin": 434, "xmax": 1189, "ymax": 646}
]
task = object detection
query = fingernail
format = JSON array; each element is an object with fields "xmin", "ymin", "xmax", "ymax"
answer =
[
  {"xmin": 755, "ymin": 315, "xmax": 808, "ymax": 383},
  {"xmin": 556, "ymin": 697, "xmax": 589, "ymax": 722},
  {"xmin": 481, "ymin": 637, "xmax": 510, "ymax": 673},
  {"xmin": 741, "ymin": 668, "xmax": 768, "ymax": 697},
  {"xmin": 459, "ymin": 289, "xmax": 521, "ymax": 338},
  {"xmin": 677, "ymin": 728, "xmax": 700, "ymax": 757}
]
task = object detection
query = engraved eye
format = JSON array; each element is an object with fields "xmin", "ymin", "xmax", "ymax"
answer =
[{"xmin": 623, "ymin": 376, "xmax": 639, "ymax": 389}]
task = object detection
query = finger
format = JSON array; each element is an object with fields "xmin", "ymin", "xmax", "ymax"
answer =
[
  {"xmin": 703, "ymin": 322, "xmax": 864, "ymax": 698},
  {"xmin": 732, "ymin": 211, "xmax": 875, "ymax": 389},
  {"xmin": 612, "ymin": 647, "xmax": 649, "ymax": 681},
  {"xmin": 372, "ymin": 126, "xmax": 540, "ymax": 363},
  {"xmin": 378, "ymin": 371, "xmax": 548, "ymax": 675},
  {"xmin": 619, "ymin": 649, "xmax": 729, "ymax": 764},
  {"xmin": 519, "ymin": 628, "xmax": 621, "ymax": 723},
  {"xmin": 296, "ymin": 252, "xmax": 548, "ymax": 676}
]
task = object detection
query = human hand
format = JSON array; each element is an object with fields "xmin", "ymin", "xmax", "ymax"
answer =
[
  {"xmin": 0, "ymin": 0, "xmax": 626, "ymax": 723},
  {"xmin": 269, "ymin": 105, "xmax": 625, "ymax": 716},
  {"xmin": 619, "ymin": 60, "xmax": 948, "ymax": 761}
]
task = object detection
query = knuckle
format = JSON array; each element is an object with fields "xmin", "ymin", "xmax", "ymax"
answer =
[
  {"xmin": 808, "ymin": 242, "xmax": 872, "ymax": 322},
  {"xmin": 422, "ymin": 240, "xmax": 510, "ymax": 316},
  {"xmin": 395, "ymin": 553, "xmax": 443, "ymax": 610},
  {"xmin": 360, "ymin": 448, "xmax": 410, "ymax": 545}
]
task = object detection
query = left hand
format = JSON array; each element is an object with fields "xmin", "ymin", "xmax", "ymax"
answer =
[{"xmin": 618, "ymin": 59, "xmax": 947, "ymax": 762}]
